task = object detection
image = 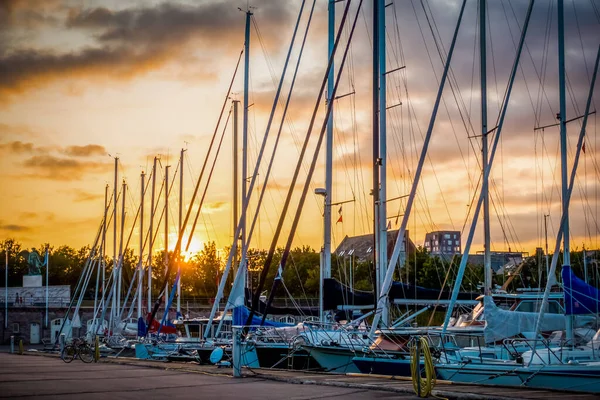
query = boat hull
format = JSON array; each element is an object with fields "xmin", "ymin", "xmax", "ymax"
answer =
[
  {"xmin": 352, "ymin": 355, "xmax": 416, "ymax": 377},
  {"xmin": 302, "ymin": 344, "xmax": 360, "ymax": 374},
  {"xmin": 435, "ymin": 362, "xmax": 522, "ymax": 386},
  {"xmin": 254, "ymin": 343, "xmax": 321, "ymax": 370}
]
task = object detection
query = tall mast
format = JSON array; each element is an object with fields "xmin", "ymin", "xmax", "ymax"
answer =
[
  {"xmin": 372, "ymin": 0, "xmax": 381, "ymax": 306},
  {"xmin": 321, "ymin": 0, "xmax": 335, "ymax": 323},
  {"xmin": 112, "ymin": 157, "xmax": 118, "ymax": 324},
  {"xmin": 102, "ymin": 184, "xmax": 108, "ymax": 311},
  {"xmin": 233, "ymin": 100, "xmax": 240, "ymax": 274},
  {"xmin": 177, "ymin": 149, "xmax": 184, "ymax": 314},
  {"xmin": 148, "ymin": 157, "xmax": 157, "ymax": 312},
  {"xmin": 118, "ymin": 179, "xmax": 126, "ymax": 317},
  {"xmin": 480, "ymin": 0, "xmax": 492, "ymax": 295},
  {"xmin": 558, "ymin": 0, "xmax": 569, "ymax": 266},
  {"xmin": 138, "ymin": 171, "xmax": 145, "ymax": 319},
  {"xmin": 241, "ymin": 9, "xmax": 252, "ymax": 290},
  {"xmin": 377, "ymin": 0, "xmax": 388, "ymax": 326},
  {"xmin": 557, "ymin": 0, "xmax": 572, "ymax": 343},
  {"xmin": 164, "ymin": 165, "xmax": 170, "ymax": 309}
]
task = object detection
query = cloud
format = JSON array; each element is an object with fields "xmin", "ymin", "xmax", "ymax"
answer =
[
  {"xmin": 63, "ymin": 144, "xmax": 106, "ymax": 157},
  {"xmin": 204, "ymin": 201, "xmax": 228, "ymax": 213},
  {"xmin": 22, "ymin": 154, "xmax": 111, "ymax": 180},
  {"xmin": 0, "ymin": 140, "xmax": 35, "ymax": 154},
  {"xmin": 0, "ymin": 1, "xmax": 298, "ymax": 100},
  {"xmin": 0, "ymin": 223, "xmax": 31, "ymax": 232},
  {"xmin": 71, "ymin": 189, "xmax": 103, "ymax": 202}
]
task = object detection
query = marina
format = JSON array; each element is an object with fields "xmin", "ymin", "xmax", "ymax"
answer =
[{"xmin": 1, "ymin": 0, "xmax": 600, "ymax": 398}]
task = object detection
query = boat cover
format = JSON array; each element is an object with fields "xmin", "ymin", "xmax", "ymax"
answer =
[
  {"xmin": 483, "ymin": 295, "xmax": 565, "ymax": 343},
  {"xmin": 232, "ymin": 305, "xmax": 294, "ymax": 327},
  {"xmin": 562, "ymin": 265, "xmax": 600, "ymax": 315}
]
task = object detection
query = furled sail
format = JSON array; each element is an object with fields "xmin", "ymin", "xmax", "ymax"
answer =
[{"xmin": 562, "ymin": 265, "xmax": 600, "ymax": 315}]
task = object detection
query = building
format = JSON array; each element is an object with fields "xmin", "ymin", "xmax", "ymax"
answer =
[
  {"xmin": 467, "ymin": 251, "xmax": 526, "ymax": 273},
  {"xmin": 334, "ymin": 229, "xmax": 416, "ymax": 267},
  {"xmin": 424, "ymin": 230, "xmax": 461, "ymax": 256}
]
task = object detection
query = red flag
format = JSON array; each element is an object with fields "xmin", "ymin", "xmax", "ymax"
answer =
[
  {"xmin": 336, "ymin": 215, "xmax": 343, "ymax": 223},
  {"xmin": 582, "ymin": 141, "xmax": 586, "ymax": 153}
]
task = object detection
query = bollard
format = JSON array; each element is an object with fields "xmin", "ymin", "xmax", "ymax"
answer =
[
  {"xmin": 10, "ymin": 336, "xmax": 14, "ymax": 354},
  {"xmin": 18, "ymin": 339, "xmax": 23, "ymax": 355},
  {"xmin": 59, "ymin": 333, "xmax": 66, "ymax": 354},
  {"xmin": 94, "ymin": 336, "xmax": 100, "ymax": 362},
  {"xmin": 232, "ymin": 327, "xmax": 241, "ymax": 378}
]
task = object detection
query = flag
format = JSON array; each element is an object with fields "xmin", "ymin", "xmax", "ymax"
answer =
[
  {"xmin": 582, "ymin": 141, "xmax": 586, "ymax": 153},
  {"xmin": 387, "ymin": 220, "xmax": 391, "ymax": 230},
  {"xmin": 336, "ymin": 214, "xmax": 343, "ymax": 223},
  {"xmin": 338, "ymin": 205, "xmax": 342, "ymax": 215}
]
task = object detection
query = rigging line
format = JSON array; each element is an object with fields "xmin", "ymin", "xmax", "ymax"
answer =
[
  {"xmin": 237, "ymin": 0, "xmax": 314, "ymax": 262},
  {"xmin": 185, "ymin": 109, "xmax": 231, "ymax": 252},
  {"xmin": 146, "ymin": 47, "xmax": 243, "ymax": 330},
  {"xmin": 247, "ymin": 0, "xmax": 360, "ymax": 329}
]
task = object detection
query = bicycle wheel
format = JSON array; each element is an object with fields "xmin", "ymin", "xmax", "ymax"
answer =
[
  {"xmin": 78, "ymin": 345, "xmax": 94, "ymax": 363},
  {"xmin": 61, "ymin": 345, "xmax": 76, "ymax": 363}
]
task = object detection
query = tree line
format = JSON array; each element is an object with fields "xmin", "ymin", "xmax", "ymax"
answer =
[{"xmin": 1, "ymin": 238, "xmax": 595, "ymax": 302}]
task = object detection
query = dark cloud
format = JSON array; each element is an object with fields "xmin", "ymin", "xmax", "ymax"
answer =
[
  {"xmin": 0, "ymin": 1, "xmax": 298, "ymax": 100},
  {"xmin": 63, "ymin": 144, "xmax": 106, "ymax": 157},
  {"xmin": 22, "ymin": 154, "xmax": 111, "ymax": 180},
  {"xmin": 0, "ymin": 140, "xmax": 35, "ymax": 153},
  {"xmin": 0, "ymin": 223, "xmax": 31, "ymax": 232}
]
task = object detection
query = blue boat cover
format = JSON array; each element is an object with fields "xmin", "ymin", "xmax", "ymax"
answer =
[
  {"xmin": 562, "ymin": 265, "xmax": 600, "ymax": 315},
  {"xmin": 232, "ymin": 306, "xmax": 294, "ymax": 328},
  {"xmin": 137, "ymin": 317, "xmax": 147, "ymax": 337}
]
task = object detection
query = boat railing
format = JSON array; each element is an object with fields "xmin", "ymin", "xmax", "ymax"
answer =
[{"xmin": 502, "ymin": 336, "xmax": 566, "ymax": 365}]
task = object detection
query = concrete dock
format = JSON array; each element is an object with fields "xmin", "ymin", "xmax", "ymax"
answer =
[{"xmin": 0, "ymin": 352, "xmax": 598, "ymax": 399}]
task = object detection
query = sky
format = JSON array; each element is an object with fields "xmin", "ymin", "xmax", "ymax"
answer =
[{"xmin": 0, "ymin": 0, "xmax": 599, "ymax": 258}]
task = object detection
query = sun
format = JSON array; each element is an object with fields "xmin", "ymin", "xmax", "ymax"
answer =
[{"xmin": 181, "ymin": 236, "xmax": 204, "ymax": 261}]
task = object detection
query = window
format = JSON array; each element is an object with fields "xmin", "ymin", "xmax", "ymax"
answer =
[
  {"xmin": 339, "ymin": 251, "xmax": 345, "ymax": 256},
  {"xmin": 453, "ymin": 234, "xmax": 457, "ymax": 239},
  {"xmin": 433, "ymin": 235, "xmax": 437, "ymax": 240},
  {"xmin": 444, "ymin": 234, "xmax": 451, "ymax": 239},
  {"xmin": 455, "ymin": 240, "xmax": 459, "ymax": 245},
  {"xmin": 435, "ymin": 240, "xmax": 438, "ymax": 245},
  {"xmin": 12, "ymin": 323, "xmax": 19, "ymax": 333},
  {"xmin": 348, "ymin": 249, "xmax": 354, "ymax": 255},
  {"xmin": 366, "ymin": 247, "xmax": 372, "ymax": 253}
]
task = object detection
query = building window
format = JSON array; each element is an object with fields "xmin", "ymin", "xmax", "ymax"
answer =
[
  {"xmin": 12, "ymin": 323, "xmax": 19, "ymax": 333},
  {"xmin": 435, "ymin": 240, "xmax": 438, "ymax": 245},
  {"xmin": 348, "ymin": 249, "xmax": 355, "ymax": 256},
  {"xmin": 339, "ymin": 251, "xmax": 345, "ymax": 256},
  {"xmin": 453, "ymin": 234, "xmax": 457, "ymax": 239},
  {"xmin": 444, "ymin": 234, "xmax": 450, "ymax": 239},
  {"xmin": 455, "ymin": 240, "xmax": 459, "ymax": 245},
  {"xmin": 366, "ymin": 247, "xmax": 372, "ymax": 253}
]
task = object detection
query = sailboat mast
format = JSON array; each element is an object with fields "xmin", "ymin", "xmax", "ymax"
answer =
[
  {"xmin": 233, "ymin": 100, "xmax": 240, "ymax": 274},
  {"xmin": 138, "ymin": 171, "xmax": 145, "ymax": 319},
  {"xmin": 102, "ymin": 184, "xmax": 108, "ymax": 311},
  {"xmin": 118, "ymin": 179, "xmax": 126, "ymax": 318},
  {"xmin": 480, "ymin": 0, "xmax": 492, "ymax": 295},
  {"xmin": 372, "ymin": 0, "xmax": 381, "ymax": 304},
  {"xmin": 242, "ymin": 9, "xmax": 252, "ymax": 290},
  {"xmin": 164, "ymin": 165, "xmax": 170, "ymax": 309},
  {"xmin": 148, "ymin": 157, "xmax": 157, "ymax": 312},
  {"xmin": 558, "ymin": 0, "xmax": 569, "ymax": 266},
  {"xmin": 377, "ymin": 0, "xmax": 388, "ymax": 326},
  {"xmin": 177, "ymin": 149, "xmax": 184, "ymax": 314},
  {"xmin": 557, "ymin": 0, "xmax": 573, "ymax": 343},
  {"xmin": 321, "ymin": 0, "xmax": 335, "ymax": 324},
  {"xmin": 112, "ymin": 157, "xmax": 118, "ymax": 324}
]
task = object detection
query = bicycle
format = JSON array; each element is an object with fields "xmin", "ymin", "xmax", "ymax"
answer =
[{"xmin": 61, "ymin": 337, "xmax": 94, "ymax": 363}]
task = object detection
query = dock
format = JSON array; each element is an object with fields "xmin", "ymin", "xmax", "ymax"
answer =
[{"xmin": 0, "ymin": 352, "xmax": 597, "ymax": 400}]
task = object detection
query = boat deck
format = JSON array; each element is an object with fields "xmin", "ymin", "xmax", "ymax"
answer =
[{"xmin": 3, "ymin": 350, "xmax": 598, "ymax": 399}]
